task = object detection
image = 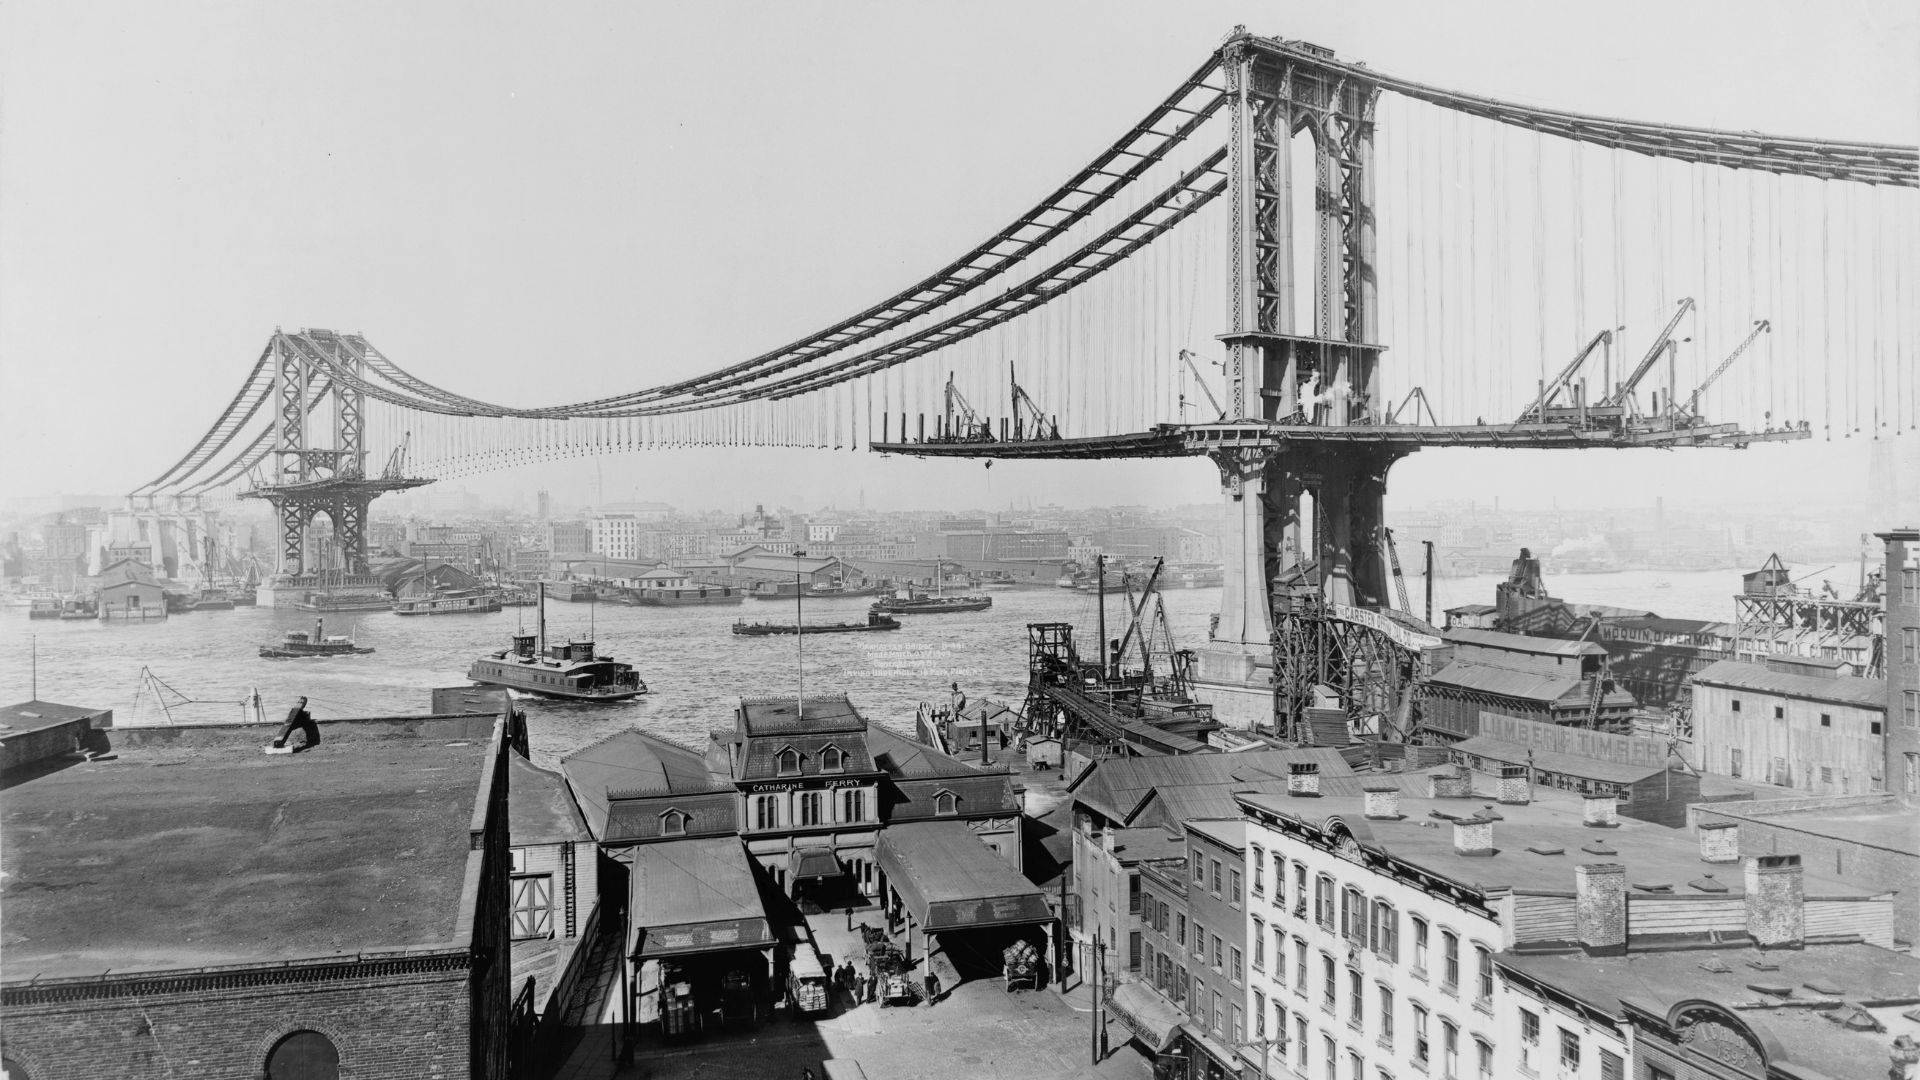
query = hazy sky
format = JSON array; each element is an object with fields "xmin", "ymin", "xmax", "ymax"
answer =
[{"xmin": 2, "ymin": 1, "xmax": 1915, "ymax": 514}]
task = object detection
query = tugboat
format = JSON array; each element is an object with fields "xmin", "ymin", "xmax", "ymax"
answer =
[
  {"xmin": 732, "ymin": 611, "xmax": 902, "ymax": 636},
  {"xmin": 260, "ymin": 618, "xmax": 373, "ymax": 658},
  {"xmin": 467, "ymin": 584, "xmax": 647, "ymax": 701}
]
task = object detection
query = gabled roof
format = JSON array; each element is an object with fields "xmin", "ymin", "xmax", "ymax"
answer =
[
  {"xmin": 561, "ymin": 729, "xmax": 729, "ymax": 839},
  {"xmin": 1690, "ymin": 659, "xmax": 1886, "ymax": 710},
  {"xmin": 1427, "ymin": 661, "xmax": 1639, "ymax": 709},
  {"xmin": 1444, "ymin": 628, "xmax": 1607, "ymax": 658},
  {"xmin": 1070, "ymin": 747, "xmax": 1352, "ymax": 828},
  {"xmin": 866, "ymin": 725, "xmax": 1007, "ymax": 780},
  {"xmin": 508, "ymin": 753, "xmax": 593, "ymax": 847}
]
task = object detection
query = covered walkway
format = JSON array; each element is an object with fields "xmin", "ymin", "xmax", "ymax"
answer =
[{"xmin": 875, "ymin": 821, "xmax": 1055, "ymax": 985}]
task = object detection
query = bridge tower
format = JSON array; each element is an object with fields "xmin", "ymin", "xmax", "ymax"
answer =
[
  {"xmin": 1189, "ymin": 35, "xmax": 1407, "ymax": 732},
  {"xmin": 243, "ymin": 329, "xmax": 429, "ymax": 606}
]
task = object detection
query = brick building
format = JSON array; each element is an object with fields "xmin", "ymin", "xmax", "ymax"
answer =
[{"xmin": 0, "ymin": 704, "xmax": 517, "ymax": 1080}]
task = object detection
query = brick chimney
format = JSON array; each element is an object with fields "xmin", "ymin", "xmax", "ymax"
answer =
[
  {"xmin": 1497, "ymin": 764, "xmax": 1531, "ymax": 805},
  {"xmin": 1582, "ymin": 792, "xmax": 1620, "ymax": 828},
  {"xmin": 1744, "ymin": 854, "xmax": 1805, "ymax": 949},
  {"xmin": 1287, "ymin": 762, "xmax": 1321, "ymax": 798},
  {"xmin": 1452, "ymin": 815, "xmax": 1495, "ymax": 857},
  {"xmin": 1699, "ymin": 821, "xmax": 1740, "ymax": 864},
  {"xmin": 1574, "ymin": 863, "xmax": 1628, "ymax": 955},
  {"xmin": 1363, "ymin": 781, "xmax": 1403, "ymax": 820},
  {"xmin": 1427, "ymin": 765, "xmax": 1471, "ymax": 800}
]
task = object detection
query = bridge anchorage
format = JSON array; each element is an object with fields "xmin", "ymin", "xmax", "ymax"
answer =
[{"xmin": 141, "ymin": 28, "xmax": 1914, "ymax": 731}]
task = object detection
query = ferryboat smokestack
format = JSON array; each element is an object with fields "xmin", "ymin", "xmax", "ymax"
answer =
[{"xmin": 536, "ymin": 582, "xmax": 546, "ymax": 652}]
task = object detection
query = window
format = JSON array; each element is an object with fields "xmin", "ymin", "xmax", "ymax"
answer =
[
  {"xmin": 1441, "ymin": 1020, "xmax": 1459, "ymax": 1079},
  {"xmin": 660, "ymin": 809, "xmax": 688, "ymax": 836},
  {"xmin": 1254, "ymin": 990, "xmax": 1267, "ymax": 1037},
  {"xmin": 1441, "ymin": 931, "xmax": 1459, "ymax": 992},
  {"xmin": 1295, "ymin": 1015, "xmax": 1310, "ymax": 1071},
  {"xmin": 799, "ymin": 790, "xmax": 824, "ymax": 826},
  {"xmin": 933, "ymin": 790, "xmax": 958, "ymax": 815},
  {"xmin": 1253, "ymin": 917, "xmax": 1267, "ymax": 969},
  {"xmin": 1474, "ymin": 946, "xmax": 1493, "ymax": 1004},
  {"xmin": 1323, "ymin": 1035, "xmax": 1337, "ymax": 1080},
  {"xmin": 1730, "ymin": 747, "xmax": 1744, "ymax": 778},
  {"xmin": 1294, "ymin": 862, "xmax": 1308, "ymax": 916},
  {"xmin": 1192, "ymin": 851, "xmax": 1205, "ymax": 883},
  {"xmin": 511, "ymin": 874, "xmax": 553, "ymax": 939},
  {"xmin": 1323, "ymin": 952, "xmax": 1337, "ymax": 1010},
  {"xmin": 1520, "ymin": 1009, "xmax": 1541, "ymax": 1074},
  {"xmin": 1599, "ymin": 1049, "xmax": 1624, "ymax": 1080},
  {"xmin": 1412, "ymin": 916, "xmax": 1430, "ymax": 974},
  {"xmin": 1731, "ymin": 698, "xmax": 1741, "ymax": 713},
  {"xmin": 1379, "ymin": 984, "xmax": 1395, "ymax": 1046},
  {"xmin": 1904, "ymin": 690, "xmax": 1920, "ymax": 730},
  {"xmin": 1412, "ymin": 1003, "xmax": 1430, "ymax": 1068},
  {"xmin": 1343, "ymin": 886, "xmax": 1368, "ymax": 943},
  {"xmin": 754, "ymin": 794, "xmax": 780, "ymax": 830},
  {"xmin": 1211, "ymin": 858, "xmax": 1223, "ymax": 897},
  {"xmin": 1904, "ymin": 568, "xmax": 1920, "ymax": 603},
  {"xmin": 821, "ymin": 745, "xmax": 844, "ymax": 772},
  {"xmin": 777, "ymin": 747, "xmax": 801, "ymax": 776},
  {"xmin": 1212, "ymin": 989, "xmax": 1224, "ymax": 1036},
  {"xmin": 1231, "ymin": 946, "xmax": 1244, "ymax": 984},
  {"xmin": 1231, "ymin": 1004, "xmax": 1244, "ymax": 1044},
  {"xmin": 1558, "ymin": 1029, "xmax": 1581, "ymax": 1072},
  {"xmin": 1371, "ymin": 900, "xmax": 1399, "ymax": 962},
  {"xmin": 1253, "ymin": 844, "xmax": 1266, "ymax": 894},
  {"xmin": 1275, "ymin": 925, "xmax": 1288, "ymax": 982},
  {"xmin": 1820, "ymin": 712, "xmax": 1832, "ymax": 728},
  {"xmin": 841, "ymin": 788, "xmax": 867, "ymax": 822},
  {"xmin": 1129, "ymin": 873, "xmax": 1142, "ymax": 915},
  {"xmin": 1773, "ymin": 704, "xmax": 1785, "ymax": 719},
  {"xmin": 1349, "ymin": 969, "xmax": 1364, "ymax": 1028},
  {"xmin": 1295, "ymin": 937, "xmax": 1308, "ymax": 991},
  {"xmin": 1316, "ymin": 873, "xmax": 1336, "ymax": 929},
  {"xmin": 1194, "ymin": 921, "xmax": 1207, "ymax": 959},
  {"xmin": 1230, "ymin": 868, "xmax": 1243, "ymax": 906},
  {"xmin": 1212, "ymin": 933, "xmax": 1223, "ymax": 970},
  {"xmin": 1176, "ymin": 912, "xmax": 1187, "ymax": 948},
  {"xmin": 1872, "ymin": 720, "xmax": 1883, "ymax": 735},
  {"xmin": 1904, "ymin": 627, "xmax": 1920, "ymax": 664},
  {"xmin": 266, "ymin": 1031, "xmax": 340, "ymax": 1080},
  {"xmin": 1276, "ymin": 852, "xmax": 1289, "ymax": 907},
  {"xmin": 1474, "ymin": 1038, "xmax": 1493, "ymax": 1080}
]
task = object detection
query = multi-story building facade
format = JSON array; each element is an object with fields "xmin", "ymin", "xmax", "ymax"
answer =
[
  {"xmin": 590, "ymin": 513, "xmax": 641, "ymax": 560},
  {"xmin": 545, "ymin": 520, "xmax": 591, "ymax": 555},
  {"xmin": 1135, "ymin": 820, "xmax": 1252, "ymax": 1080},
  {"xmin": 1882, "ymin": 528, "xmax": 1920, "ymax": 804}
]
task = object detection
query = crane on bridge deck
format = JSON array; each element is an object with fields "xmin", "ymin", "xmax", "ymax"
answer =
[
  {"xmin": 1515, "ymin": 327, "xmax": 1619, "ymax": 424},
  {"xmin": 1674, "ymin": 319, "xmax": 1771, "ymax": 422},
  {"xmin": 940, "ymin": 372, "xmax": 993, "ymax": 442},
  {"xmin": 1008, "ymin": 363, "xmax": 1059, "ymax": 441},
  {"xmin": 1177, "ymin": 349, "xmax": 1227, "ymax": 422},
  {"xmin": 1600, "ymin": 297, "xmax": 1695, "ymax": 415}
]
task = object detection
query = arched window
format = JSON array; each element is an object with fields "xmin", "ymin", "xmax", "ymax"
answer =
[
  {"xmin": 821, "ymin": 746, "xmax": 844, "ymax": 773},
  {"xmin": 660, "ymin": 810, "xmax": 688, "ymax": 836},
  {"xmin": 265, "ymin": 1030, "xmax": 339, "ymax": 1080},
  {"xmin": 776, "ymin": 748, "xmax": 801, "ymax": 776},
  {"xmin": 933, "ymin": 790, "xmax": 957, "ymax": 816}
]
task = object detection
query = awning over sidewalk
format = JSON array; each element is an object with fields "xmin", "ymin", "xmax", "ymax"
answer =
[
  {"xmin": 790, "ymin": 846, "xmax": 843, "ymax": 880},
  {"xmin": 875, "ymin": 821, "xmax": 1052, "ymax": 933},
  {"xmin": 1104, "ymin": 981, "xmax": 1184, "ymax": 1054},
  {"xmin": 628, "ymin": 836, "xmax": 775, "ymax": 959}
]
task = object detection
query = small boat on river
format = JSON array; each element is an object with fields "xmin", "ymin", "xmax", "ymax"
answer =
[
  {"xmin": 260, "ymin": 618, "xmax": 373, "ymax": 658},
  {"xmin": 870, "ymin": 588, "xmax": 992, "ymax": 615},
  {"xmin": 732, "ymin": 612, "xmax": 902, "ymax": 636}
]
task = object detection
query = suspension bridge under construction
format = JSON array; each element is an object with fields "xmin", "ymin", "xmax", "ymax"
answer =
[{"xmin": 123, "ymin": 28, "xmax": 1918, "ymax": 739}]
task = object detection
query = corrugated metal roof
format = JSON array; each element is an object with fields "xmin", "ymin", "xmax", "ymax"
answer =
[
  {"xmin": 1445, "ymin": 628, "xmax": 1607, "ymax": 657},
  {"xmin": 1690, "ymin": 659, "xmax": 1886, "ymax": 709},
  {"xmin": 1426, "ymin": 661, "xmax": 1583, "ymax": 703}
]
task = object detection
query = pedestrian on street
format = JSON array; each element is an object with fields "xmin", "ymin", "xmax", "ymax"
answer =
[{"xmin": 923, "ymin": 970, "xmax": 939, "ymax": 1007}]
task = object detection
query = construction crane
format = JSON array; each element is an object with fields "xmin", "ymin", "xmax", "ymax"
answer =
[
  {"xmin": 1008, "ymin": 363, "xmax": 1059, "ymax": 440},
  {"xmin": 1601, "ymin": 297, "xmax": 1695, "ymax": 410},
  {"xmin": 381, "ymin": 431, "xmax": 412, "ymax": 480},
  {"xmin": 1177, "ymin": 349, "xmax": 1226, "ymax": 421},
  {"xmin": 1114, "ymin": 559, "xmax": 1165, "ymax": 677},
  {"xmin": 1515, "ymin": 327, "xmax": 1618, "ymax": 423},
  {"xmin": 1383, "ymin": 528, "xmax": 1411, "ymax": 614},
  {"xmin": 1677, "ymin": 320, "xmax": 1770, "ymax": 419},
  {"xmin": 942, "ymin": 372, "xmax": 991, "ymax": 441}
]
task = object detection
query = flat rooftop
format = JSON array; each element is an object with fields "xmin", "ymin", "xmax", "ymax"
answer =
[
  {"xmin": 1502, "ymin": 942, "xmax": 1920, "ymax": 1080},
  {"xmin": 1708, "ymin": 797, "xmax": 1920, "ymax": 856},
  {"xmin": 1, "ymin": 715, "xmax": 498, "ymax": 983},
  {"xmin": 1237, "ymin": 788, "xmax": 1881, "ymax": 901}
]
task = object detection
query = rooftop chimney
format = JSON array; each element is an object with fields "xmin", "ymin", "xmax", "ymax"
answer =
[
  {"xmin": 1363, "ymin": 782, "xmax": 1403, "ymax": 820},
  {"xmin": 1287, "ymin": 762, "xmax": 1321, "ymax": 798},
  {"xmin": 1452, "ymin": 815, "xmax": 1496, "ymax": 857},
  {"xmin": 1497, "ymin": 764, "xmax": 1532, "ymax": 805},
  {"xmin": 1699, "ymin": 821, "xmax": 1740, "ymax": 864},
  {"xmin": 1744, "ymin": 854, "xmax": 1805, "ymax": 949},
  {"xmin": 1582, "ymin": 792, "xmax": 1620, "ymax": 829},
  {"xmin": 1428, "ymin": 764, "xmax": 1472, "ymax": 800},
  {"xmin": 1574, "ymin": 863, "xmax": 1628, "ymax": 956}
]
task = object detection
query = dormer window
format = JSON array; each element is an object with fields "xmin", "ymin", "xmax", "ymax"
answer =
[
  {"xmin": 660, "ymin": 809, "xmax": 688, "ymax": 836},
  {"xmin": 821, "ymin": 746, "xmax": 844, "ymax": 773},
  {"xmin": 777, "ymin": 747, "xmax": 802, "ymax": 777},
  {"xmin": 934, "ymin": 789, "xmax": 958, "ymax": 816}
]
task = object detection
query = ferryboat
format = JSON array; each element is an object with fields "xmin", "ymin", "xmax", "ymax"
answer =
[
  {"xmin": 394, "ymin": 588, "xmax": 503, "ymax": 616},
  {"xmin": 467, "ymin": 585, "xmax": 647, "ymax": 701},
  {"xmin": 732, "ymin": 612, "xmax": 902, "ymax": 636},
  {"xmin": 260, "ymin": 618, "xmax": 373, "ymax": 658},
  {"xmin": 870, "ymin": 585, "xmax": 992, "ymax": 615}
]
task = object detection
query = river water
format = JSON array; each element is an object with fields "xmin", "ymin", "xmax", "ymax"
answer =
[{"xmin": 1, "ymin": 567, "xmax": 1751, "ymax": 768}]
